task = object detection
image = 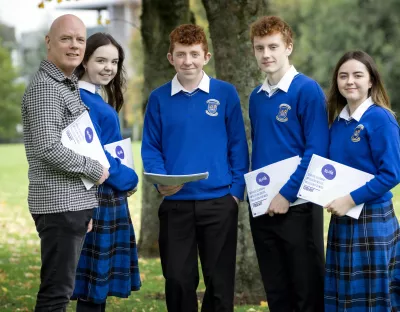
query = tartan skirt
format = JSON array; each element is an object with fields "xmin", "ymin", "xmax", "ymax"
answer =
[
  {"xmin": 71, "ymin": 184, "xmax": 141, "ymax": 303},
  {"xmin": 325, "ymin": 200, "xmax": 400, "ymax": 311}
]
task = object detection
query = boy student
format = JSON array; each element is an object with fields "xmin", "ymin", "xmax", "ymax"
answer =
[
  {"xmin": 248, "ymin": 16, "xmax": 328, "ymax": 312},
  {"xmin": 141, "ymin": 24, "xmax": 249, "ymax": 312}
]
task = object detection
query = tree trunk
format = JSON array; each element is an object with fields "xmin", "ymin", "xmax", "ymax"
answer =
[
  {"xmin": 139, "ymin": 0, "xmax": 193, "ymax": 257},
  {"xmin": 201, "ymin": 0, "xmax": 269, "ymax": 302}
]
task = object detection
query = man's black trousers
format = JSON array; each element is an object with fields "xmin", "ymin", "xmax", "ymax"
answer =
[{"xmin": 32, "ymin": 209, "xmax": 92, "ymax": 312}]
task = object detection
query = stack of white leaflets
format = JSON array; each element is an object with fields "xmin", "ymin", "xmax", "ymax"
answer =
[
  {"xmin": 104, "ymin": 138, "xmax": 135, "ymax": 170},
  {"xmin": 297, "ymin": 154, "xmax": 374, "ymax": 219},
  {"xmin": 61, "ymin": 111, "xmax": 110, "ymax": 190},
  {"xmin": 245, "ymin": 155, "xmax": 307, "ymax": 218}
]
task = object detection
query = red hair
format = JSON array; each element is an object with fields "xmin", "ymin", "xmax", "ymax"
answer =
[
  {"xmin": 169, "ymin": 24, "xmax": 208, "ymax": 54},
  {"xmin": 250, "ymin": 16, "xmax": 293, "ymax": 46}
]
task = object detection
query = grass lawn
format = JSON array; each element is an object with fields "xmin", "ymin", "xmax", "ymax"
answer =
[
  {"xmin": 0, "ymin": 143, "xmax": 270, "ymax": 312},
  {"xmin": 1, "ymin": 144, "xmax": 400, "ymax": 311}
]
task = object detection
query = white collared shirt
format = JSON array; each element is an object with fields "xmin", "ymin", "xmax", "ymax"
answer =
[
  {"xmin": 78, "ymin": 80, "xmax": 97, "ymax": 94},
  {"xmin": 171, "ymin": 71, "xmax": 210, "ymax": 96},
  {"xmin": 258, "ymin": 65, "xmax": 298, "ymax": 96},
  {"xmin": 338, "ymin": 97, "xmax": 374, "ymax": 122}
]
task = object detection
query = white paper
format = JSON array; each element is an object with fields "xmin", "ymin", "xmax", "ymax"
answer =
[
  {"xmin": 297, "ymin": 154, "xmax": 374, "ymax": 219},
  {"xmin": 104, "ymin": 138, "xmax": 135, "ymax": 170},
  {"xmin": 144, "ymin": 172, "xmax": 209, "ymax": 186},
  {"xmin": 245, "ymin": 156, "xmax": 307, "ymax": 218},
  {"xmin": 61, "ymin": 111, "xmax": 110, "ymax": 190}
]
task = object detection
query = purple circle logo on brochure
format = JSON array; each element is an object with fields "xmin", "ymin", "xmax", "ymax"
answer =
[
  {"xmin": 256, "ymin": 172, "xmax": 270, "ymax": 186},
  {"xmin": 115, "ymin": 145, "xmax": 125, "ymax": 159},
  {"xmin": 321, "ymin": 164, "xmax": 336, "ymax": 180},
  {"xmin": 84, "ymin": 127, "xmax": 94, "ymax": 143}
]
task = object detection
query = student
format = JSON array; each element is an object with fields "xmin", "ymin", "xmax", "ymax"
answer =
[
  {"xmin": 324, "ymin": 50, "xmax": 400, "ymax": 311},
  {"xmin": 248, "ymin": 16, "xmax": 327, "ymax": 312},
  {"xmin": 21, "ymin": 15, "xmax": 110, "ymax": 311},
  {"xmin": 71, "ymin": 33, "xmax": 141, "ymax": 311},
  {"xmin": 141, "ymin": 24, "xmax": 249, "ymax": 312}
]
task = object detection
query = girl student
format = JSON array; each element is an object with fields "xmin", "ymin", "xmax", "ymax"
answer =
[
  {"xmin": 71, "ymin": 33, "xmax": 141, "ymax": 311},
  {"xmin": 324, "ymin": 50, "xmax": 400, "ymax": 311}
]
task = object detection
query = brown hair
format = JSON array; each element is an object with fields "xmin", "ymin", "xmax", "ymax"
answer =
[
  {"xmin": 75, "ymin": 32, "xmax": 126, "ymax": 112},
  {"xmin": 169, "ymin": 24, "xmax": 208, "ymax": 54},
  {"xmin": 250, "ymin": 16, "xmax": 293, "ymax": 46},
  {"xmin": 327, "ymin": 50, "xmax": 393, "ymax": 124}
]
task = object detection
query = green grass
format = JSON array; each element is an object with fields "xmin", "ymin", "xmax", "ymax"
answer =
[
  {"xmin": 0, "ymin": 144, "xmax": 266, "ymax": 312},
  {"xmin": 1, "ymin": 144, "xmax": 400, "ymax": 311}
]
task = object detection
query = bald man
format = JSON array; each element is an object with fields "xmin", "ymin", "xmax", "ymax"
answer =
[{"xmin": 21, "ymin": 14, "xmax": 109, "ymax": 311}]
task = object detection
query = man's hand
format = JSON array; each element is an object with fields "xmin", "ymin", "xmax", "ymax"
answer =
[
  {"xmin": 157, "ymin": 184, "xmax": 183, "ymax": 197},
  {"xmin": 127, "ymin": 187, "xmax": 137, "ymax": 197},
  {"xmin": 325, "ymin": 194, "xmax": 355, "ymax": 217},
  {"xmin": 96, "ymin": 166, "xmax": 110, "ymax": 185},
  {"xmin": 267, "ymin": 193, "xmax": 290, "ymax": 216},
  {"xmin": 87, "ymin": 218, "xmax": 93, "ymax": 233}
]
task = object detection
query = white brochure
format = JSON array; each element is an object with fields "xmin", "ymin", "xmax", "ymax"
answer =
[
  {"xmin": 104, "ymin": 138, "xmax": 135, "ymax": 170},
  {"xmin": 144, "ymin": 172, "xmax": 209, "ymax": 186},
  {"xmin": 61, "ymin": 111, "xmax": 110, "ymax": 190},
  {"xmin": 245, "ymin": 156, "xmax": 307, "ymax": 218},
  {"xmin": 297, "ymin": 154, "xmax": 374, "ymax": 219}
]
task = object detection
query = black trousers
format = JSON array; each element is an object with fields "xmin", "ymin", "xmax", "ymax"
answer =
[
  {"xmin": 76, "ymin": 299, "xmax": 106, "ymax": 312},
  {"xmin": 249, "ymin": 203, "xmax": 324, "ymax": 312},
  {"xmin": 158, "ymin": 194, "xmax": 239, "ymax": 312},
  {"xmin": 311, "ymin": 204, "xmax": 325, "ymax": 311},
  {"xmin": 32, "ymin": 209, "xmax": 93, "ymax": 312}
]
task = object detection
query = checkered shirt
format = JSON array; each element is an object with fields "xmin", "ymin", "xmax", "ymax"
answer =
[{"xmin": 21, "ymin": 60, "xmax": 104, "ymax": 214}]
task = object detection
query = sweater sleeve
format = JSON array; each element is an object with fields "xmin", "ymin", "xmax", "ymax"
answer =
[
  {"xmin": 104, "ymin": 150, "xmax": 138, "ymax": 191},
  {"xmin": 350, "ymin": 120, "xmax": 400, "ymax": 204},
  {"xmin": 23, "ymin": 81, "xmax": 103, "ymax": 182},
  {"xmin": 280, "ymin": 82, "xmax": 329, "ymax": 202},
  {"xmin": 141, "ymin": 92, "xmax": 168, "ymax": 175},
  {"xmin": 226, "ymin": 85, "xmax": 249, "ymax": 200}
]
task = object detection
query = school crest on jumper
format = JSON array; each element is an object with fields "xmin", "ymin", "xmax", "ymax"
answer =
[
  {"xmin": 276, "ymin": 104, "xmax": 291, "ymax": 122},
  {"xmin": 205, "ymin": 99, "xmax": 220, "ymax": 116},
  {"xmin": 351, "ymin": 124, "xmax": 364, "ymax": 142}
]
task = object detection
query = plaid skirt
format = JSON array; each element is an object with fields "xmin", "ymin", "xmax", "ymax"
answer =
[
  {"xmin": 71, "ymin": 184, "xmax": 141, "ymax": 304},
  {"xmin": 325, "ymin": 200, "xmax": 400, "ymax": 311}
]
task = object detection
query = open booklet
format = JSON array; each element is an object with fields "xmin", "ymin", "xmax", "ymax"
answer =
[
  {"xmin": 297, "ymin": 154, "xmax": 374, "ymax": 219},
  {"xmin": 245, "ymin": 155, "xmax": 307, "ymax": 218},
  {"xmin": 61, "ymin": 111, "xmax": 110, "ymax": 190},
  {"xmin": 144, "ymin": 172, "xmax": 209, "ymax": 186}
]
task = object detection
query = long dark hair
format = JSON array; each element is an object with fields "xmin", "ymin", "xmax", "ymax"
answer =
[
  {"xmin": 75, "ymin": 32, "xmax": 126, "ymax": 112},
  {"xmin": 327, "ymin": 50, "xmax": 392, "ymax": 125}
]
